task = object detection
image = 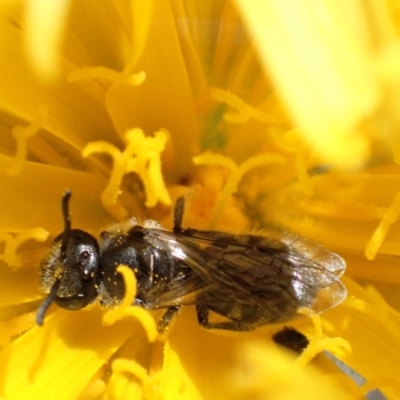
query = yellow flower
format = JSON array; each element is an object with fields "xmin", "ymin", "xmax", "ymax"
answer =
[{"xmin": 0, "ymin": 1, "xmax": 399, "ymax": 399}]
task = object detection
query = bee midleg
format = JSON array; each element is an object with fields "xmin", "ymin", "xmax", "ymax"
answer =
[
  {"xmin": 196, "ymin": 304, "xmax": 256, "ymax": 331},
  {"xmin": 173, "ymin": 196, "xmax": 185, "ymax": 233},
  {"xmin": 157, "ymin": 306, "xmax": 180, "ymax": 333}
]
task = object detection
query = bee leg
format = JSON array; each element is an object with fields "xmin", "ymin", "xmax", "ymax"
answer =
[
  {"xmin": 173, "ymin": 196, "xmax": 185, "ymax": 233},
  {"xmin": 196, "ymin": 304, "xmax": 210, "ymax": 326},
  {"xmin": 157, "ymin": 306, "xmax": 180, "ymax": 333},
  {"xmin": 196, "ymin": 305, "xmax": 255, "ymax": 331}
]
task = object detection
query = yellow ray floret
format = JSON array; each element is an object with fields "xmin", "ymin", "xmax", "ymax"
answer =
[
  {"xmin": 193, "ymin": 152, "xmax": 286, "ymax": 229},
  {"xmin": 68, "ymin": 67, "xmax": 146, "ymax": 86},
  {"xmin": 123, "ymin": 1, "xmax": 154, "ymax": 73},
  {"xmin": 271, "ymin": 128, "xmax": 313, "ymax": 195},
  {"xmin": 270, "ymin": 128, "xmax": 302, "ymax": 153},
  {"xmin": 106, "ymin": 358, "xmax": 167, "ymax": 400},
  {"xmin": 0, "ymin": 321, "xmax": 10, "ymax": 348},
  {"xmin": 210, "ymin": 87, "xmax": 285, "ymax": 124},
  {"xmin": 345, "ymin": 285, "xmax": 400, "ymax": 339},
  {"xmin": 107, "ymin": 360, "xmax": 168, "ymax": 400},
  {"xmin": 24, "ymin": 0, "xmax": 71, "ymax": 81},
  {"xmin": 77, "ymin": 379, "xmax": 106, "ymax": 400},
  {"xmin": 106, "ymin": 358, "xmax": 147, "ymax": 399},
  {"xmin": 365, "ymin": 190, "xmax": 400, "ymax": 260},
  {"xmin": 6, "ymin": 105, "xmax": 48, "ymax": 176},
  {"xmin": 235, "ymin": 0, "xmax": 379, "ymax": 168},
  {"xmin": 65, "ymin": 0, "xmax": 151, "ymax": 86},
  {"xmin": 224, "ymin": 340, "xmax": 353, "ymax": 399},
  {"xmin": 102, "ymin": 265, "xmax": 157, "ymax": 343},
  {"xmin": 113, "ymin": 358, "xmax": 149, "ymax": 384},
  {"xmin": 294, "ymin": 150, "xmax": 313, "ymax": 196},
  {"xmin": 0, "ymin": 227, "xmax": 49, "ymax": 268},
  {"xmin": 82, "ymin": 128, "xmax": 171, "ymax": 216}
]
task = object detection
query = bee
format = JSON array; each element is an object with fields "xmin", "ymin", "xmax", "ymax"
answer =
[{"xmin": 37, "ymin": 190, "xmax": 347, "ymax": 332}]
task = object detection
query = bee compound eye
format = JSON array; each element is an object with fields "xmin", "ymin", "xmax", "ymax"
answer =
[{"xmin": 56, "ymin": 230, "xmax": 99, "ymax": 308}]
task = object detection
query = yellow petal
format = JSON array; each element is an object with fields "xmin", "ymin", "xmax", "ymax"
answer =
[
  {"xmin": 235, "ymin": 0, "xmax": 384, "ymax": 167},
  {"xmin": 0, "ymin": 308, "xmax": 135, "ymax": 399},
  {"xmin": 25, "ymin": 0, "xmax": 71, "ymax": 81}
]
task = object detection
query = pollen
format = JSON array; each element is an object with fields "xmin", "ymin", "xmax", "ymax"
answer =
[
  {"xmin": 209, "ymin": 87, "xmax": 285, "ymax": 124},
  {"xmin": 0, "ymin": 227, "xmax": 49, "ymax": 268},
  {"xmin": 6, "ymin": 105, "xmax": 48, "ymax": 177},
  {"xmin": 365, "ymin": 190, "xmax": 400, "ymax": 260},
  {"xmin": 82, "ymin": 128, "xmax": 171, "ymax": 218},
  {"xmin": 193, "ymin": 152, "xmax": 286, "ymax": 229},
  {"xmin": 102, "ymin": 265, "xmax": 157, "ymax": 342}
]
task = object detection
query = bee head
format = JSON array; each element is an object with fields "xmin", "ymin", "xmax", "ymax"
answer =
[{"xmin": 37, "ymin": 190, "xmax": 100, "ymax": 325}]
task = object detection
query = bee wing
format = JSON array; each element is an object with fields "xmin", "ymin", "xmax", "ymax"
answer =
[
  {"xmin": 142, "ymin": 267, "xmax": 218, "ymax": 309},
  {"xmin": 180, "ymin": 228, "xmax": 346, "ymax": 277},
  {"xmin": 139, "ymin": 230, "xmax": 222, "ymax": 309},
  {"xmin": 147, "ymin": 228, "xmax": 346, "ymax": 322}
]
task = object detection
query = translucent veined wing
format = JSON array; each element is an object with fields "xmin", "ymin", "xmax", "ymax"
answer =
[{"xmin": 140, "ymin": 228, "xmax": 346, "ymax": 323}]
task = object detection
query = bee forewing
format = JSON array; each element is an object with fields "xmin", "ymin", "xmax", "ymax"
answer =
[
  {"xmin": 308, "ymin": 279, "xmax": 347, "ymax": 314},
  {"xmin": 280, "ymin": 233, "xmax": 346, "ymax": 277}
]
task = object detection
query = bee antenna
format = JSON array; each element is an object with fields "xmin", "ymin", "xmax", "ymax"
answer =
[
  {"xmin": 60, "ymin": 189, "xmax": 72, "ymax": 255},
  {"xmin": 36, "ymin": 278, "xmax": 61, "ymax": 325}
]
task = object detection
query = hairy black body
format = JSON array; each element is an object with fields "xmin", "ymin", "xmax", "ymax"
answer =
[{"xmin": 37, "ymin": 192, "xmax": 347, "ymax": 332}]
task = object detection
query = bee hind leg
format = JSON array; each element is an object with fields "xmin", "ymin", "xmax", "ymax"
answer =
[
  {"xmin": 196, "ymin": 305, "xmax": 255, "ymax": 331},
  {"xmin": 157, "ymin": 306, "xmax": 180, "ymax": 333}
]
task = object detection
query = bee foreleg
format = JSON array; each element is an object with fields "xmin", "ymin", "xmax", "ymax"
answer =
[
  {"xmin": 173, "ymin": 196, "xmax": 185, "ymax": 233},
  {"xmin": 157, "ymin": 306, "xmax": 180, "ymax": 333},
  {"xmin": 196, "ymin": 304, "xmax": 256, "ymax": 331}
]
